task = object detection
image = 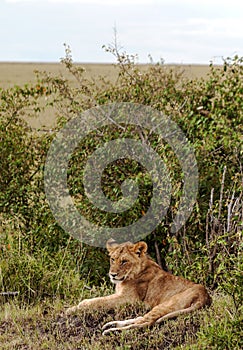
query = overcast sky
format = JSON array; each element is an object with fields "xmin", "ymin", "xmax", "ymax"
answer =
[{"xmin": 1, "ymin": 0, "xmax": 243, "ymax": 64}]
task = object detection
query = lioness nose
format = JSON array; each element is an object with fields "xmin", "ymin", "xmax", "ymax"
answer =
[{"xmin": 110, "ymin": 273, "xmax": 117, "ymax": 278}]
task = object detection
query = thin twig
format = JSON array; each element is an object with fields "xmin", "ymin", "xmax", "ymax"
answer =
[
  {"xmin": 154, "ymin": 239, "xmax": 163, "ymax": 269},
  {"xmin": 0, "ymin": 292, "xmax": 19, "ymax": 296},
  {"xmin": 218, "ymin": 166, "xmax": 227, "ymax": 220}
]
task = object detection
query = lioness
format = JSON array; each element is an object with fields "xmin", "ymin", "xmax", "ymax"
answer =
[{"xmin": 66, "ymin": 239, "xmax": 211, "ymax": 334}]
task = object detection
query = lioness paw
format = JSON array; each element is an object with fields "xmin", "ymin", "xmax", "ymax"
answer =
[
  {"xmin": 65, "ymin": 305, "xmax": 78, "ymax": 315},
  {"xmin": 102, "ymin": 320, "xmax": 120, "ymax": 331},
  {"xmin": 102, "ymin": 316, "xmax": 143, "ymax": 335},
  {"xmin": 66, "ymin": 299, "xmax": 91, "ymax": 315}
]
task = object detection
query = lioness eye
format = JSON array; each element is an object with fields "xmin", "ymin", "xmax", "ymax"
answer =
[
  {"xmin": 121, "ymin": 260, "xmax": 127, "ymax": 265},
  {"xmin": 110, "ymin": 258, "xmax": 115, "ymax": 262}
]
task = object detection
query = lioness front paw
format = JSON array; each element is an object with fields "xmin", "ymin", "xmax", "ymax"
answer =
[
  {"xmin": 102, "ymin": 320, "xmax": 119, "ymax": 331},
  {"xmin": 102, "ymin": 316, "xmax": 143, "ymax": 335},
  {"xmin": 65, "ymin": 305, "xmax": 78, "ymax": 315},
  {"xmin": 102, "ymin": 321, "xmax": 123, "ymax": 336},
  {"xmin": 65, "ymin": 299, "xmax": 91, "ymax": 315}
]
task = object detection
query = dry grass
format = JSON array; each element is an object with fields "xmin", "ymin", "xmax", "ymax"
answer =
[
  {"xmin": 0, "ymin": 62, "xmax": 212, "ymax": 89},
  {"xmin": 0, "ymin": 62, "xmax": 120, "ymax": 89}
]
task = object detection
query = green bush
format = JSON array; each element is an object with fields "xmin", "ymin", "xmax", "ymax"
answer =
[
  {"xmin": 0, "ymin": 83, "xmax": 109, "ymax": 302},
  {"xmin": 0, "ymin": 47, "xmax": 242, "ymax": 318},
  {"xmin": 39, "ymin": 47, "xmax": 242, "ymax": 279}
]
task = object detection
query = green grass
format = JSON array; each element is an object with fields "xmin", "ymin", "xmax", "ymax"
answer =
[{"xmin": 0, "ymin": 292, "xmax": 241, "ymax": 349}]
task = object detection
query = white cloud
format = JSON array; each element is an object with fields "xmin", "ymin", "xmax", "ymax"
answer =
[
  {"xmin": 4, "ymin": 0, "xmax": 243, "ymax": 4},
  {"xmin": 173, "ymin": 18, "xmax": 243, "ymax": 39},
  {"xmin": 4, "ymin": 0, "xmax": 154, "ymax": 4},
  {"xmin": 1, "ymin": 0, "xmax": 243, "ymax": 63}
]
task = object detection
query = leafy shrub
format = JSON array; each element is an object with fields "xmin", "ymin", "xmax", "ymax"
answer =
[
  {"xmin": 0, "ymin": 83, "xmax": 109, "ymax": 302},
  {"xmin": 0, "ymin": 46, "xmax": 242, "ymax": 322},
  {"xmin": 39, "ymin": 46, "xmax": 242, "ymax": 276}
]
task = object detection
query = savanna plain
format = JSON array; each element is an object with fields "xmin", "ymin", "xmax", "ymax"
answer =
[{"xmin": 0, "ymin": 53, "xmax": 242, "ymax": 350}]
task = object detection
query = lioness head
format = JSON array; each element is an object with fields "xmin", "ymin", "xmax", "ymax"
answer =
[{"xmin": 106, "ymin": 239, "xmax": 148, "ymax": 284}]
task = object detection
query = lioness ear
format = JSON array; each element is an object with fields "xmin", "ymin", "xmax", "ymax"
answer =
[
  {"xmin": 106, "ymin": 238, "xmax": 119, "ymax": 252},
  {"xmin": 133, "ymin": 241, "xmax": 147, "ymax": 257}
]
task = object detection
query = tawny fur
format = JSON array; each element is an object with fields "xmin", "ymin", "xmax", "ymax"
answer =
[{"xmin": 66, "ymin": 239, "xmax": 211, "ymax": 334}]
